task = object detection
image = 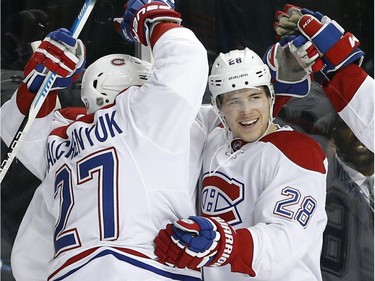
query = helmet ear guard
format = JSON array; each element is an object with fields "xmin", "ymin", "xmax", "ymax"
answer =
[{"xmin": 81, "ymin": 54, "xmax": 153, "ymax": 114}]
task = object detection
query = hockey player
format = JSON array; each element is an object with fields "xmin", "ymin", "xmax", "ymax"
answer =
[
  {"xmin": 271, "ymin": 4, "xmax": 374, "ymax": 152},
  {"xmin": 273, "ymin": 5, "xmax": 374, "ymax": 280},
  {"xmin": 3, "ymin": 0, "xmax": 209, "ymax": 280},
  {"xmin": 301, "ymin": 11, "xmax": 374, "ymax": 152},
  {"xmin": 314, "ymin": 112, "xmax": 374, "ymax": 281},
  {"xmin": 154, "ymin": 48, "xmax": 328, "ymax": 280}
]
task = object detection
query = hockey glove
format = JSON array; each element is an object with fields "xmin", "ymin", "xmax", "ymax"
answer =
[
  {"xmin": 288, "ymin": 35, "xmax": 324, "ymax": 74},
  {"xmin": 297, "ymin": 12, "xmax": 364, "ymax": 75},
  {"xmin": 114, "ymin": 0, "xmax": 181, "ymax": 46},
  {"xmin": 273, "ymin": 4, "xmax": 302, "ymax": 42},
  {"xmin": 154, "ymin": 216, "xmax": 255, "ymax": 276},
  {"xmin": 23, "ymin": 28, "xmax": 85, "ymax": 93},
  {"xmin": 264, "ymin": 41, "xmax": 312, "ymax": 98},
  {"xmin": 272, "ymin": 4, "xmax": 324, "ymax": 75}
]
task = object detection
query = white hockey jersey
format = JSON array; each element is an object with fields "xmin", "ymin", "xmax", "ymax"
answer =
[
  {"xmin": 322, "ymin": 64, "xmax": 374, "ymax": 152},
  {"xmin": 189, "ymin": 104, "xmax": 220, "ymax": 209},
  {"xmin": 201, "ymin": 126, "xmax": 328, "ymax": 280},
  {"xmin": 3, "ymin": 26, "xmax": 208, "ymax": 281}
]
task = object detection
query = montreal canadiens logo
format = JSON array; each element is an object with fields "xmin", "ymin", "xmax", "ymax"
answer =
[
  {"xmin": 111, "ymin": 58, "xmax": 126, "ymax": 66},
  {"xmin": 201, "ymin": 171, "xmax": 244, "ymax": 226}
]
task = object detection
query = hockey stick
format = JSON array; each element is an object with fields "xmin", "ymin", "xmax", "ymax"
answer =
[{"xmin": 0, "ymin": 0, "xmax": 97, "ymax": 183}]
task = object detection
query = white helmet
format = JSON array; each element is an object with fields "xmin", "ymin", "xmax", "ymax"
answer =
[
  {"xmin": 81, "ymin": 54, "xmax": 153, "ymax": 113},
  {"xmin": 208, "ymin": 47, "xmax": 275, "ymax": 107}
]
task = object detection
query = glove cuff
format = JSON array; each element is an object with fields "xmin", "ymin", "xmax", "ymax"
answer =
[
  {"xmin": 230, "ymin": 228, "xmax": 256, "ymax": 277},
  {"xmin": 207, "ymin": 220, "xmax": 256, "ymax": 276},
  {"xmin": 16, "ymin": 83, "xmax": 58, "ymax": 117},
  {"xmin": 207, "ymin": 217, "xmax": 238, "ymax": 267},
  {"xmin": 321, "ymin": 32, "xmax": 364, "ymax": 73},
  {"xmin": 149, "ymin": 22, "xmax": 182, "ymax": 48},
  {"xmin": 297, "ymin": 14, "xmax": 365, "ymax": 75}
]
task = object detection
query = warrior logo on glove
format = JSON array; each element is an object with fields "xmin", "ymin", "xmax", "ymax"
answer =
[{"xmin": 154, "ymin": 216, "xmax": 256, "ymax": 276}]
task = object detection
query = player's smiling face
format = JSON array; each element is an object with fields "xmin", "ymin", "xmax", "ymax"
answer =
[{"xmin": 219, "ymin": 87, "xmax": 272, "ymax": 143}]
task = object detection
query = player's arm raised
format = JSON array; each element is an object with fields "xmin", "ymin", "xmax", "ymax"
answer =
[
  {"xmin": 263, "ymin": 4, "xmax": 323, "ymax": 116},
  {"xmin": 1, "ymin": 28, "xmax": 85, "ymax": 179},
  {"xmin": 296, "ymin": 9, "xmax": 374, "ymax": 151},
  {"xmin": 278, "ymin": 5, "xmax": 374, "ymax": 152},
  {"xmin": 114, "ymin": 0, "xmax": 208, "ymax": 150},
  {"xmin": 267, "ymin": 4, "xmax": 373, "ymax": 151}
]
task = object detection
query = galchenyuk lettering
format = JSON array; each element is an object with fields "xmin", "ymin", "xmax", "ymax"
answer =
[{"xmin": 47, "ymin": 110, "xmax": 123, "ymax": 170}]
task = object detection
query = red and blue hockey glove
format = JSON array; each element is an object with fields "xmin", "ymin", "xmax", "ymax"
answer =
[
  {"xmin": 114, "ymin": 0, "xmax": 181, "ymax": 46},
  {"xmin": 273, "ymin": 4, "xmax": 302, "ymax": 42},
  {"xmin": 272, "ymin": 4, "xmax": 324, "ymax": 75},
  {"xmin": 154, "ymin": 216, "xmax": 255, "ymax": 276},
  {"xmin": 297, "ymin": 11, "xmax": 365, "ymax": 76},
  {"xmin": 264, "ymin": 40, "xmax": 312, "ymax": 98},
  {"xmin": 288, "ymin": 35, "xmax": 324, "ymax": 74},
  {"xmin": 267, "ymin": 4, "xmax": 323, "ymax": 97},
  {"xmin": 23, "ymin": 28, "xmax": 85, "ymax": 93}
]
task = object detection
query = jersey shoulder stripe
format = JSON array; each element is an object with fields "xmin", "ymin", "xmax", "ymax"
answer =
[{"xmin": 261, "ymin": 130, "xmax": 326, "ymax": 174}]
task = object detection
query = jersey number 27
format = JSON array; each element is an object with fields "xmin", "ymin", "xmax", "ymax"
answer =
[{"xmin": 54, "ymin": 148, "xmax": 119, "ymax": 257}]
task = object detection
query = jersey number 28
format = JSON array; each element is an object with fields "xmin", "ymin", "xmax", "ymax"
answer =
[{"xmin": 274, "ymin": 186, "xmax": 317, "ymax": 228}]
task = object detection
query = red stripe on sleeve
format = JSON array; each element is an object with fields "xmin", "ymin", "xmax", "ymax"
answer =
[
  {"xmin": 16, "ymin": 83, "xmax": 58, "ymax": 117},
  {"xmin": 231, "ymin": 229, "xmax": 256, "ymax": 277},
  {"xmin": 150, "ymin": 23, "xmax": 183, "ymax": 49},
  {"xmin": 322, "ymin": 64, "xmax": 367, "ymax": 112}
]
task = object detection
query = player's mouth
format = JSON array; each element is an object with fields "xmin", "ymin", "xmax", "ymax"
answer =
[{"xmin": 239, "ymin": 118, "xmax": 258, "ymax": 127}]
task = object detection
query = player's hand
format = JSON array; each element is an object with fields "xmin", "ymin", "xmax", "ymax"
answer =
[
  {"xmin": 297, "ymin": 11, "xmax": 365, "ymax": 76},
  {"xmin": 114, "ymin": 0, "xmax": 181, "ymax": 46},
  {"xmin": 23, "ymin": 28, "xmax": 85, "ymax": 93},
  {"xmin": 273, "ymin": 4, "xmax": 302, "ymax": 41},
  {"xmin": 154, "ymin": 216, "xmax": 255, "ymax": 276},
  {"xmin": 268, "ymin": 4, "xmax": 323, "ymax": 97},
  {"xmin": 288, "ymin": 35, "xmax": 324, "ymax": 74},
  {"xmin": 263, "ymin": 41, "xmax": 312, "ymax": 98}
]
